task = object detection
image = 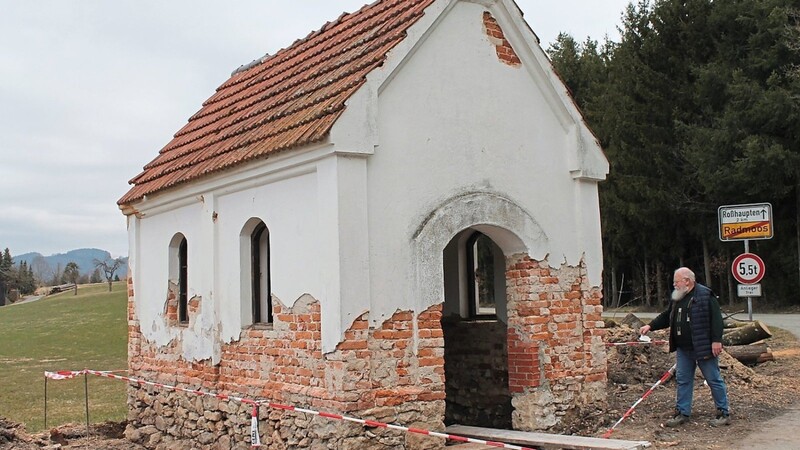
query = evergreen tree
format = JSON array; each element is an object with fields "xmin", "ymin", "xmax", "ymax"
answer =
[
  {"xmin": 548, "ymin": 0, "xmax": 800, "ymax": 307},
  {"xmin": 90, "ymin": 268, "xmax": 103, "ymax": 284},
  {"xmin": 0, "ymin": 248, "xmax": 11, "ymax": 274},
  {"xmin": 18, "ymin": 261, "xmax": 36, "ymax": 295}
]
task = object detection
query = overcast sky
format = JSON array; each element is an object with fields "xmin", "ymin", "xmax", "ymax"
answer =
[{"xmin": 0, "ymin": 0, "xmax": 631, "ymax": 258}]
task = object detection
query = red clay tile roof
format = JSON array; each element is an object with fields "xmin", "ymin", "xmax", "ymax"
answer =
[{"xmin": 119, "ymin": 0, "xmax": 437, "ymax": 206}]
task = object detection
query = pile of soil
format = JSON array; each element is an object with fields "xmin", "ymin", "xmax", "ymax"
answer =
[
  {"xmin": 0, "ymin": 420, "xmax": 141, "ymax": 450},
  {"xmin": 0, "ymin": 417, "xmax": 31, "ymax": 448}
]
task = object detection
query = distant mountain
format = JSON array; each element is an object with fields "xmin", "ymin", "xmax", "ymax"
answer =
[{"xmin": 13, "ymin": 248, "xmax": 129, "ymax": 278}]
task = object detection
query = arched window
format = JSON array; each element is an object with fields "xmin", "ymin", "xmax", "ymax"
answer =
[
  {"xmin": 466, "ymin": 231, "xmax": 501, "ymax": 317},
  {"xmin": 251, "ymin": 222, "xmax": 271, "ymax": 324},
  {"xmin": 178, "ymin": 237, "xmax": 188, "ymax": 323},
  {"xmin": 168, "ymin": 233, "xmax": 188, "ymax": 325}
]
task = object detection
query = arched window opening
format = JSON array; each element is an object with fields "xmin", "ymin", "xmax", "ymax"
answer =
[
  {"xmin": 168, "ymin": 233, "xmax": 188, "ymax": 326},
  {"xmin": 467, "ymin": 232, "xmax": 500, "ymax": 317},
  {"xmin": 178, "ymin": 237, "xmax": 188, "ymax": 324},
  {"xmin": 251, "ymin": 222, "xmax": 271, "ymax": 324}
]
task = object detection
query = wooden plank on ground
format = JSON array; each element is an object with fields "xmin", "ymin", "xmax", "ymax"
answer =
[
  {"xmin": 446, "ymin": 425, "xmax": 651, "ymax": 450},
  {"xmin": 449, "ymin": 444, "xmax": 499, "ymax": 449}
]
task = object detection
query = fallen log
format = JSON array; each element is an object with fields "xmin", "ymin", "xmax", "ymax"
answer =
[
  {"xmin": 722, "ymin": 320, "xmax": 772, "ymax": 346},
  {"xmin": 724, "ymin": 344, "xmax": 773, "ymax": 366},
  {"xmin": 757, "ymin": 353, "xmax": 775, "ymax": 364},
  {"xmin": 723, "ymin": 318, "xmax": 750, "ymax": 329}
]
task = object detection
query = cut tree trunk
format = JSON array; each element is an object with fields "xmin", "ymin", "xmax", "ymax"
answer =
[
  {"xmin": 724, "ymin": 344, "xmax": 774, "ymax": 366},
  {"xmin": 723, "ymin": 318, "xmax": 750, "ymax": 329},
  {"xmin": 722, "ymin": 321, "xmax": 772, "ymax": 346}
]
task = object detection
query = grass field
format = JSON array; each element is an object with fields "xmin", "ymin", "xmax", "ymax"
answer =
[{"xmin": 0, "ymin": 282, "xmax": 128, "ymax": 432}]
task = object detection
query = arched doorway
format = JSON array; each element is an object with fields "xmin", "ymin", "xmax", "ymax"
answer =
[
  {"xmin": 441, "ymin": 227, "xmax": 511, "ymax": 429},
  {"xmin": 410, "ymin": 191, "xmax": 549, "ymax": 430}
]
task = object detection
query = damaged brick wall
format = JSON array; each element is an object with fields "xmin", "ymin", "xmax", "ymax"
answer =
[
  {"xmin": 124, "ymin": 252, "xmax": 606, "ymax": 447},
  {"xmin": 505, "ymin": 255, "xmax": 607, "ymax": 431},
  {"xmin": 482, "ymin": 11, "xmax": 521, "ymax": 67},
  {"xmin": 126, "ymin": 281, "xmax": 447, "ymax": 449}
]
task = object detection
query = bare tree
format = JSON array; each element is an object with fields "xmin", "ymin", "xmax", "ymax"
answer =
[
  {"xmin": 49, "ymin": 262, "xmax": 63, "ymax": 287},
  {"xmin": 31, "ymin": 255, "xmax": 52, "ymax": 285},
  {"xmin": 93, "ymin": 257, "xmax": 124, "ymax": 292}
]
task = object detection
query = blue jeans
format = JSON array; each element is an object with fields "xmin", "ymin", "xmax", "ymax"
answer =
[{"xmin": 675, "ymin": 347, "xmax": 729, "ymax": 416}]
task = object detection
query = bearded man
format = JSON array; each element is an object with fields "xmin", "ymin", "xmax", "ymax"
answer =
[{"xmin": 640, "ymin": 267, "xmax": 731, "ymax": 427}]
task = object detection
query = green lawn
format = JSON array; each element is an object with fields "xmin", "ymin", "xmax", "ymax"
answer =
[{"xmin": 0, "ymin": 282, "xmax": 128, "ymax": 432}]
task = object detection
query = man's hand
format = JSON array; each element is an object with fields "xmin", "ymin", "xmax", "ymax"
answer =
[
  {"xmin": 639, "ymin": 324, "xmax": 651, "ymax": 335},
  {"xmin": 712, "ymin": 342, "xmax": 723, "ymax": 357}
]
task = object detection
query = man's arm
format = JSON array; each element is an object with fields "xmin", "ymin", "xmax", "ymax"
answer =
[
  {"xmin": 709, "ymin": 295, "xmax": 724, "ymax": 342},
  {"xmin": 639, "ymin": 305, "xmax": 672, "ymax": 334}
]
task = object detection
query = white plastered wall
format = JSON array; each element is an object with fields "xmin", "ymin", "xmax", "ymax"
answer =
[
  {"xmin": 128, "ymin": 150, "xmax": 336, "ymax": 363},
  {"xmin": 331, "ymin": 0, "xmax": 608, "ymax": 334}
]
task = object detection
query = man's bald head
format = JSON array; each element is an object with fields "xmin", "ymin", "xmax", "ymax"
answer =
[{"xmin": 672, "ymin": 267, "xmax": 696, "ymax": 301}]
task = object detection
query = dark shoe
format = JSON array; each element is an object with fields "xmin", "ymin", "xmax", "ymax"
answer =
[
  {"xmin": 710, "ymin": 410, "xmax": 730, "ymax": 427},
  {"xmin": 665, "ymin": 413, "xmax": 689, "ymax": 427}
]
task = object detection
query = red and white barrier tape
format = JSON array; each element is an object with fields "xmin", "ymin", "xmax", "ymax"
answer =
[
  {"xmin": 605, "ymin": 340, "xmax": 668, "ymax": 347},
  {"xmin": 257, "ymin": 401, "xmax": 534, "ymax": 450},
  {"xmin": 51, "ymin": 369, "xmax": 535, "ymax": 450},
  {"xmin": 45, "ymin": 370, "xmax": 84, "ymax": 380},
  {"xmin": 83, "ymin": 370, "xmax": 256, "ymax": 405},
  {"xmin": 602, "ymin": 363, "xmax": 676, "ymax": 439}
]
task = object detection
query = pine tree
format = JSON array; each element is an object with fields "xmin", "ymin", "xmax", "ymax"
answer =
[{"xmin": 547, "ymin": 0, "xmax": 800, "ymax": 306}]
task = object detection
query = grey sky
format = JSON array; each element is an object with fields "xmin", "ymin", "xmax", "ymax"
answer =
[{"xmin": 0, "ymin": 0, "xmax": 630, "ymax": 258}]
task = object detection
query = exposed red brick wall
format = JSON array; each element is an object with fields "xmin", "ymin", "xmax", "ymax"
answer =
[
  {"xmin": 163, "ymin": 283, "xmax": 178, "ymax": 323},
  {"xmin": 507, "ymin": 328, "xmax": 540, "ymax": 393},
  {"xmin": 483, "ymin": 11, "xmax": 521, "ymax": 67},
  {"xmin": 128, "ymin": 296, "xmax": 446, "ymax": 420},
  {"xmin": 506, "ymin": 255, "xmax": 606, "ymax": 392}
]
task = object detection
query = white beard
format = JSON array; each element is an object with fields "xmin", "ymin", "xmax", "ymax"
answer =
[{"xmin": 671, "ymin": 287, "xmax": 689, "ymax": 301}]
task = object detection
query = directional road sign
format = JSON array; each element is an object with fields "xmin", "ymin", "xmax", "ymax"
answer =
[
  {"xmin": 718, "ymin": 203, "xmax": 773, "ymax": 241},
  {"xmin": 731, "ymin": 252, "xmax": 765, "ymax": 284}
]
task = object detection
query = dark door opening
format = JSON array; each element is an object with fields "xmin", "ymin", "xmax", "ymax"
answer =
[{"xmin": 441, "ymin": 230, "xmax": 512, "ymax": 429}]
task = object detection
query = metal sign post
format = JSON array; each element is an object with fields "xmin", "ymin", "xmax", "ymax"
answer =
[
  {"xmin": 731, "ymin": 246, "xmax": 766, "ymax": 320},
  {"xmin": 744, "ymin": 240, "xmax": 751, "ymax": 321},
  {"xmin": 719, "ymin": 203, "xmax": 772, "ymax": 321}
]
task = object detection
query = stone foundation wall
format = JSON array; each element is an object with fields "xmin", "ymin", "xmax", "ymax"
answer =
[{"xmin": 125, "ymin": 387, "xmax": 444, "ymax": 450}]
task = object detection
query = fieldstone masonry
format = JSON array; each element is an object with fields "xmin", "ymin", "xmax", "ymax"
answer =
[{"xmin": 124, "ymin": 254, "xmax": 606, "ymax": 448}]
